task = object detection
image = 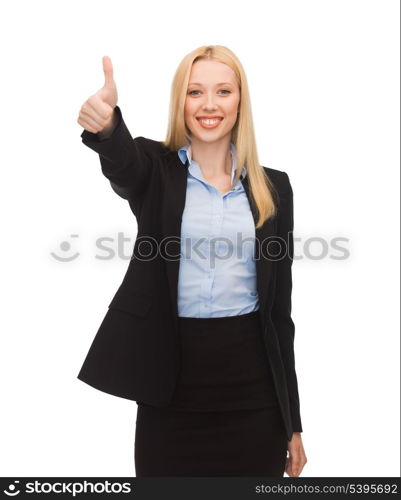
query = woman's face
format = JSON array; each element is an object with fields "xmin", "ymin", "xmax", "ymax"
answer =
[{"xmin": 184, "ymin": 59, "xmax": 240, "ymax": 144}]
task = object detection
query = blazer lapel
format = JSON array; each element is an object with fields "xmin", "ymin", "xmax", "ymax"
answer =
[
  {"xmin": 162, "ymin": 153, "xmax": 189, "ymax": 329},
  {"xmin": 241, "ymin": 174, "xmax": 278, "ymax": 332},
  {"xmin": 162, "ymin": 154, "xmax": 277, "ymax": 335}
]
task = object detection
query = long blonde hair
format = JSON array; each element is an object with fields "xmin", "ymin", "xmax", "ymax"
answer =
[{"xmin": 161, "ymin": 45, "xmax": 277, "ymax": 228}]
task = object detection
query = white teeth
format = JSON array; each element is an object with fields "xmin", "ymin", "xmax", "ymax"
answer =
[{"xmin": 200, "ymin": 119, "xmax": 220, "ymax": 125}]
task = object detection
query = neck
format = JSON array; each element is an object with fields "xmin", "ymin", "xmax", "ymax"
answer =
[{"xmin": 190, "ymin": 136, "xmax": 232, "ymax": 178}]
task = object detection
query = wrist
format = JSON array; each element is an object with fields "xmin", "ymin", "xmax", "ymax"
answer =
[{"xmin": 98, "ymin": 110, "xmax": 117, "ymax": 139}]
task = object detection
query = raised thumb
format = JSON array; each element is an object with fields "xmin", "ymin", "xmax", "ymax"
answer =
[{"xmin": 102, "ymin": 55, "xmax": 114, "ymax": 88}]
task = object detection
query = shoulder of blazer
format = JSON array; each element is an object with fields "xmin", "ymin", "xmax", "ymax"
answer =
[
  {"xmin": 133, "ymin": 136, "xmax": 173, "ymax": 160},
  {"xmin": 262, "ymin": 166, "xmax": 292, "ymax": 196}
]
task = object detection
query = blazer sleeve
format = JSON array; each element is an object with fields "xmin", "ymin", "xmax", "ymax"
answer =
[
  {"xmin": 80, "ymin": 105, "xmax": 154, "ymax": 201},
  {"xmin": 271, "ymin": 171, "xmax": 303, "ymax": 433}
]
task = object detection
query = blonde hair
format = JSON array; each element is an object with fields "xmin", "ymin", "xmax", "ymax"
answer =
[{"xmin": 161, "ymin": 45, "xmax": 278, "ymax": 228}]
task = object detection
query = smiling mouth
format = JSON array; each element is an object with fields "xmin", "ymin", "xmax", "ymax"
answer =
[{"xmin": 196, "ymin": 117, "xmax": 224, "ymax": 128}]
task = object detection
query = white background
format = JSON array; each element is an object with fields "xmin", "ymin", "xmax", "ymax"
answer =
[{"xmin": 0, "ymin": 0, "xmax": 399, "ymax": 478}]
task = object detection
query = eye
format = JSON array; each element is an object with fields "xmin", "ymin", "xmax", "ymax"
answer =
[{"xmin": 187, "ymin": 89, "xmax": 232, "ymax": 96}]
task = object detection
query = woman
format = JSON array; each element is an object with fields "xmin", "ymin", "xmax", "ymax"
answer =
[{"xmin": 77, "ymin": 45, "xmax": 307, "ymax": 477}]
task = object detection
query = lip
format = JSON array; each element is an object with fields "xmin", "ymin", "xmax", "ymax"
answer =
[{"xmin": 196, "ymin": 117, "xmax": 224, "ymax": 129}]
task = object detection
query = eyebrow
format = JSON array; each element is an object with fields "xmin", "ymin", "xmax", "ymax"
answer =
[{"xmin": 188, "ymin": 82, "xmax": 234, "ymax": 87}]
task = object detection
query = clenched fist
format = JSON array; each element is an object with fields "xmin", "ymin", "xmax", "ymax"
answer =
[{"xmin": 77, "ymin": 56, "xmax": 118, "ymax": 135}]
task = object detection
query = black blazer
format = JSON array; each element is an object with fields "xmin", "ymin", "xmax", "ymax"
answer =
[{"xmin": 77, "ymin": 105, "xmax": 303, "ymax": 441}]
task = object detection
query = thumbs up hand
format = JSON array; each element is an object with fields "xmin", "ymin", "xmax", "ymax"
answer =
[{"xmin": 77, "ymin": 56, "xmax": 119, "ymax": 135}]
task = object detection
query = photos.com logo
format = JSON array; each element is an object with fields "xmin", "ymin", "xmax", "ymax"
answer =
[{"xmin": 3, "ymin": 480, "xmax": 132, "ymax": 496}]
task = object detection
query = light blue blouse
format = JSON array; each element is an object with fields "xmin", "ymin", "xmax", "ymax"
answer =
[{"xmin": 176, "ymin": 142, "xmax": 260, "ymax": 318}]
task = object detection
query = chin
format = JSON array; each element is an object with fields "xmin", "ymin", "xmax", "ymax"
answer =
[{"xmin": 192, "ymin": 134, "xmax": 225, "ymax": 144}]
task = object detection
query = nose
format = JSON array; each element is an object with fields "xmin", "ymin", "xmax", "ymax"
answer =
[{"xmin": 202, "ymin": 91, "xmax": 218, "ymax": 111}]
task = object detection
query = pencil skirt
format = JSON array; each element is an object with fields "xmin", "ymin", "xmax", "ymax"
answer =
[{"xmin": 134, "ymin": 310, "xmax": 288, "ymax": 477}]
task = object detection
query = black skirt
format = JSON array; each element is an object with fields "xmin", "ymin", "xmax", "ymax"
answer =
[{"xmin": 134, "ymin": 310, "xmax": 288, "ymax": 477}]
